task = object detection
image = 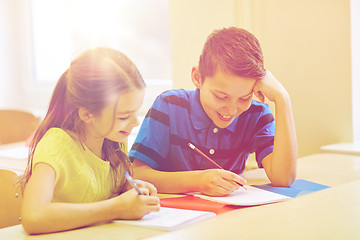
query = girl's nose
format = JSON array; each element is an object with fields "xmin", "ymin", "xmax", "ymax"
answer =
[{"xmin": 131, "ymin": 114, "xmax": 140, "ymax": 127}]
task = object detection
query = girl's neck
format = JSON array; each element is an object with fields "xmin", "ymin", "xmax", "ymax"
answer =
[{"xmin": 81, "ymin": 134, "xmax": 105, "ymax": 160}]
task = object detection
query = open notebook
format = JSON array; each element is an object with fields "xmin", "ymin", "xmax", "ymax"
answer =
[
  {"xmin": 194, "ymin": 185, "xmax": 291, "ymax": 206},
  {"xmin": 160, "ymin": 179, "xmax": 330, "ymax": 214},
  {"xmin": 115, "ymin": 207, "xmax": 216, "ymax": 231}
]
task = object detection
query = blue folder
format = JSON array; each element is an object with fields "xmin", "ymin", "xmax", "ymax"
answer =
[{"xmin": 252, "ymin": 179, "xmax": 330, "ymax": 198}]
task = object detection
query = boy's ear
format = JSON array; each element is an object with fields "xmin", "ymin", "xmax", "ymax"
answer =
[
  {"xmin": 78, "ymin": 107, "xmax": 94, "ymax": 123},
  {"xmin": 191, "ymin": 66, "xmax": 202, "ymax": 88}
]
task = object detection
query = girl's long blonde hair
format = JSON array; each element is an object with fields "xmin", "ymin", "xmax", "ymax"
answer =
[{"xmin": 21, "ymin": 47, "xmax": 145, "ymax": 195}]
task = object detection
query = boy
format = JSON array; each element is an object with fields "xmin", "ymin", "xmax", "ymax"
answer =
[{"xmin": 129, "ymin": 27, "xmax": 297, "ymax": 196}]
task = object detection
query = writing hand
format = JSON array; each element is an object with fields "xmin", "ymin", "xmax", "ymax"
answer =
[{"xmin": 198, "ymin": 169, "xmax": 247, "ymax": 196}]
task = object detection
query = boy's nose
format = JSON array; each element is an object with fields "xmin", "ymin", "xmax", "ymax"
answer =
[{"xmin": 225, "ymin": 102, "xmax": 238, "ymax": 116}]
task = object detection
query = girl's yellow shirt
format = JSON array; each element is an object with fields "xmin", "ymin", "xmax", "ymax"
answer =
[{"xmin": 33, "ymin": 128, "xmax": 114, "ymax": 203}]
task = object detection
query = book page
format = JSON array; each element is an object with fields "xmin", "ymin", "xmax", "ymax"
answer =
[
  {"xmin": 194, "ymin": 185, "xmax": 291, "ymax": 206},
  {"xmin": 115, "ymin": 207, "xmax": 216, "ymax": 231}
]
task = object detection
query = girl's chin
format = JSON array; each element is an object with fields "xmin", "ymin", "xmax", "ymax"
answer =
[{"xmin": 119, "ymin": 131, "xmax": 131, "ymax": 137}]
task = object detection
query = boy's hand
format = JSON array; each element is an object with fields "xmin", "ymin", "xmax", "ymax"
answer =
[
  {"xmin": 198, "ymin": 169, "xmax": 247, "ymax": 196},
  {"xmin": 253, "ymin": 70, "xmax": 288, "ymax": 103}
]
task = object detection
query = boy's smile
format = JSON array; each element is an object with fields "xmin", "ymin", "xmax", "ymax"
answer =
[
  {"xmin": 192, "ymin": 67, "xmax": 256, "ymax": 128},
  {"xmin": 217, "ymin": 112, "xmax": 234, "ymax": 122}
]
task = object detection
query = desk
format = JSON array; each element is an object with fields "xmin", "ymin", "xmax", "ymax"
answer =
[
  {"xmin": 149, "ymin": 179, "xmax": 360, "ymax": 240},
  {"xmin": 0, "ymin": 142, "xmax": 28, "ymax": 176},
  {"xmin": 243, "ymin": 153, "xmax": 360, "ymax": 187},
  {"xmin": 1, "ymin": 153, "xmax": 360, "ymax": 240},
  {"xmin": 321, "ymin": 142, "xmax": 360, "ymax": 156}
]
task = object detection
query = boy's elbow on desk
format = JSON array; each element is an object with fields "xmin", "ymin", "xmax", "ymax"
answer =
[
  {"xmin": 265, "ymin": 165, "xmax": 297, "ymax": 187},
  {"xmin": 269, "ymin": 173, "xmax": 296, "ymax": 187}
]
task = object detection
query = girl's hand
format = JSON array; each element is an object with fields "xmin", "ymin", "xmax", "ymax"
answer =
[
  {"xmin": 134, "ymin": 179, "xmax": 158, "ymax": 196},
  {"xmin": 112, "ymin": 188, "xmax": 160, "ymax": 220},
  {"xmin": 253, "ymin": 70, "xmax": 289, "ymax": 103},
  {"xmin": 125, "ymin": 179, "xmax": 158, "ymax": 196},
  {"xmin": 197, "ymin": 169, "xmax": 247, "ymax": 196}
]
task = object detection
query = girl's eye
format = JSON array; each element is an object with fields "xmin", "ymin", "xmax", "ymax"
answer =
[{"xmin": 118, "ymin": 116, "xmax": 129, "ymax": 120}]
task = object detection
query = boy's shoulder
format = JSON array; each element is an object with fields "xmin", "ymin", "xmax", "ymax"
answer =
[
  {"xmin": 158, "ymin": 88, "xmax": 192, "ymax": 98},
  {"xmin": 246, "ymin": 100, "xmax": 271, "ymax": 113},
  {"xmin": 157, "ymin": 89, "xmax": 194, "ymax": 106}
]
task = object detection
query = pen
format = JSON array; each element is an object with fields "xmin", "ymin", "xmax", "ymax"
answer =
[
  {"xmin": 124, "ymin": 171, "xmax": 144, "ymax": 195},
  {"xmin": 188, "ymin": 142, "xmax": 247, "ymax": 190}
]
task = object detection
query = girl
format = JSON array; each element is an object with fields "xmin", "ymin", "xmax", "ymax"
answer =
[{"xmin": 21, "ymin": 48, "xmax": 160, "ymax": 234}]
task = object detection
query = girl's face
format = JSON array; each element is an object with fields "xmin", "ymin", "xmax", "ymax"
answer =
[
  {"xmin": 194, "ymin": 68, "xmax": 256, "ymax": 129},
  {"xmin": 89, "ymin": 89, "xmax": 145, "ymax": 143}
]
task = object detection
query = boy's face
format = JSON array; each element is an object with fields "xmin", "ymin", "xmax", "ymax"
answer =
[{"xmin": 192, "ymin": 67, "xmax": 256, "ymax": 128}]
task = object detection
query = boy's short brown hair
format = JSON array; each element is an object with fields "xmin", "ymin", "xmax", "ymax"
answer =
[{"xmin": 198, "ymin": 27, "xmax": 266, "ymax": 81}]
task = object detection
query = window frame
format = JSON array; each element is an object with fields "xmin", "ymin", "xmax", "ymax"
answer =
[{"xmin": 20, "ymin": 0, "xmax": 173, "ymax": 112}]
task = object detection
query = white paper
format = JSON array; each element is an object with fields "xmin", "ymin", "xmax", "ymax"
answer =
[
  {"xmin": 116, "ymin": 207, "xmax": 216, "ymax": 231},
  {"xmin": 194, "ymin": 185, "xmax": 291, "ymax": 206}
]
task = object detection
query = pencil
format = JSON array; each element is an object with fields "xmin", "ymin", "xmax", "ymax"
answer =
[
  {"xmin": 124, "ymin": 171, "xmax": 144, "ymax": 195},
  {"xmin": 188, "ymin": 142, "xmax": 247, "ymax": 190}
]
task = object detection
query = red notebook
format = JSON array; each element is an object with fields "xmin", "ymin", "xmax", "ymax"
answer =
[{"xmin": 160, "ymin": 195, "xmax": 245, "ymax": 215}]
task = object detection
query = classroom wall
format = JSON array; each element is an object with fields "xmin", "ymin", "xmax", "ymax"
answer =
[
  {"xmin": 169, "ymin": 0, "xmax": 237, "ymax": 88},
  {"xmin": 169, "ymin": 0, "xmax": 352, "ymax": 157},
  {"xmin": 1, "ymin": 0, "xmax": 352, "ymax": 157}
]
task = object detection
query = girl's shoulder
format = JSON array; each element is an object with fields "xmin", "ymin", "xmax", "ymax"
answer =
[
  {"xmin": 42, "ymin": 128, "xmax": 77, "ymax": 144},
  {"xmin": 36, "ymin": 128, "xmax": 80, "ymax": 155}
]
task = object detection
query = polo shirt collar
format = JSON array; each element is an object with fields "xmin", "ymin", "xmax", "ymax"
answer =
[{"xmin": 190, "ymin": 88, "xmax": 238, "ymax": 133}]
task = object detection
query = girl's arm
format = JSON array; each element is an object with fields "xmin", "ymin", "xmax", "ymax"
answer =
[
  {"xmin": 21, "ymin": 163, "xmax": 160, "ymax": 235},
  {"xmin": 254, "ymin": 70, "xmax": 297, "ymax": 186}
]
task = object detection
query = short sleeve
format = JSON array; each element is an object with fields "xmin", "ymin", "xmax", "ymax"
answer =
[
  {"xmin": 129, "ymin": 95, "xmax": 170, "ymax": 170},
  {"xmin": 32, "ymin": 128, "xmax": 70, "ymax": 189},
  {"xmin": 250, "ymin": 104, "xmax": 275, "ymax": 168}
]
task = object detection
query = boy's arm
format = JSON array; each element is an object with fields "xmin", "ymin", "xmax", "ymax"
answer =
[
  {"xmin": 254, "ymin": 70, "xmax": 297, "ymax": 187},
  {"xmin": 132, "ymin": 158, "xmax": 247, "ymax": 196}
]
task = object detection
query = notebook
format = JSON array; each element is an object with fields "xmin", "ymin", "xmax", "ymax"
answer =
[
  {"xmin": 252, "ymin": 179, "xmax": 330, "ymax": 197},
  {"xmin": 194, "ymin": 185, "xmax": 291, "ymax": 206},
  {"xmin": 160, "ymin": 179, "xmax": 330, "ymax": 213},
  {"xmin": 160, "ymin": 195, "xmax": 242, "ymax": 214},
  {"xmin": 115, "ymin": 207, "xmax": 216, "ymax": 231}
]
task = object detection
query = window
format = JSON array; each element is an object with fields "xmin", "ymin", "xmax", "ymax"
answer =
[
  {"xmin": 30, "ymin": 0, "xmax": 172, "ymax": 83},
  {"xmin": 351, "ymin": 0, "xmax": 360, "ymax": 143}
]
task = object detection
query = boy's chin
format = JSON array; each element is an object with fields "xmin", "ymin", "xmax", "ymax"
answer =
[{"xmin": 213, "ymin": 120, "xmax": 233, "ymax": 129}]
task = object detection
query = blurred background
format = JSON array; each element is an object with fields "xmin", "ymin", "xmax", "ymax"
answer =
[{"xmin": 0, "ymin": 0, "xmax": 358, "ymax": 158}]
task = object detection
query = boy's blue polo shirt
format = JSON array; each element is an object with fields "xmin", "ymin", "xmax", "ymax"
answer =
[{"xmin": 129, "ymin": 89, "xmax": 275, "ymax": 174}]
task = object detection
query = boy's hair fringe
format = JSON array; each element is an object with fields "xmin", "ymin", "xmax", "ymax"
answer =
[{"xmin": 199, "ymin": 27, "xmax": 266, "ymax": 81}]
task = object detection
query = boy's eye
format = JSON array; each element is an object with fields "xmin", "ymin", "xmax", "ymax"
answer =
[
  {"xmin": 214, "ymin": 94, "xmax": 227, "ymax": 100},
  {"xmin": 239, "ymin": 96, "xmax": 252, "ymax": 101}
]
